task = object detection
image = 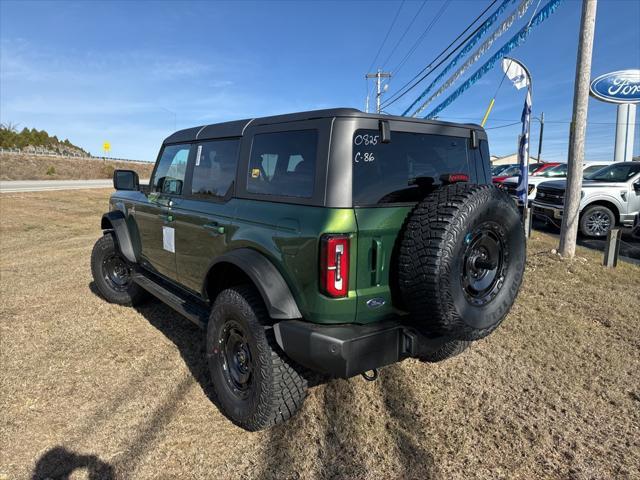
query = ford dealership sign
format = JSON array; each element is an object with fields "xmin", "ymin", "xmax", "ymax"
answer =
[{"xmin": 590, "ymin": 69, "xmax": 640, "ymax": 104}]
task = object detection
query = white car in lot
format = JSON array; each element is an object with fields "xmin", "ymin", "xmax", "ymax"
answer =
[
  {"xmin": 532, "ymin": 162, "xmax": 640, "ymax": 237},
  {"xmin": 501, "ymin": 162, "xmax": 611, "ymax": 203}
]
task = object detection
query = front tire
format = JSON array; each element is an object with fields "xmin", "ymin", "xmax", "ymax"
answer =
[
  {"xmin": 206, "ymin": 285, "xmax": 307, "ymax": 431},
  {"xmin": 580, "ymin": 205, "xmax": 615, "ymax": 237},
  {"xmin": 90, "ymin": 234, "xmax": 146, "ymax": 305}
]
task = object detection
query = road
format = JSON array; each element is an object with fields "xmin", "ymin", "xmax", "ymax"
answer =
[{"xmin": 1, "ymin": 179, "xmax": 148, "ymax": 193}]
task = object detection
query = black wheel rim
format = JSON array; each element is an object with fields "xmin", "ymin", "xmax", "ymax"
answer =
[
  {"xmin": 585, "ymin": 210, "xmax": 611, "ymax": 236},
  {"xmin": 217, "ymin": 321, "xmax": 253, "ymax": 399},
  {"xmin": 461, "ymin": 222, "xmax": 508, "ymax": 306},
  {"xmin": 102, "ymin": 254, "xmax": 131, "ymax": 292}
]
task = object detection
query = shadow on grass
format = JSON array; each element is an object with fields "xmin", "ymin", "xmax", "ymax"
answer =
[
  {"xmin": 32, "ymin": 446, "xmax": 114, "ymax": 480},
  {"xmin": 256, "ymin": 367, "xmax": 438, "ymax": 480},
  {"xmin": 379, "ymin": 364, "xmax": 439, "ymax": 480},
  {"xmin": 88, "ymin": 282, "xmax": 438, "ymax": 479}
]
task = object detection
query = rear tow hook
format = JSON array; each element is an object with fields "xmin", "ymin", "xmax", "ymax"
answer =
[{"xmin": 361, "ymin": 369, "xmax": 379, "ymax": 382}]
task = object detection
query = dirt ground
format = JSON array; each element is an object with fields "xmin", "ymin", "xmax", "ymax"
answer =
[
  {"xmin": 1, "ymin": 189, "xmax": 639, "ymax": 480},
  {"xmin": 0, "ymin": 153, "xmax": 153, "ymax": 181}
]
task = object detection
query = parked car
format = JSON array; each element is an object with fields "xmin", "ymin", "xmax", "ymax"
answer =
[
  {"xmin": 501, "ymin": 162, "xmax": 611, "ymax": 204},
  {"xmin": 491, "ymin": 163, "xmax": 518, "ymax": 176},
  {"xmin": 632, "ymin": 213, "xmax": 640, "ymax": 240},
  {"xmin": 492, "ymin": 165, "xmax": 521, "ymax": 184},
  {"xmin": 529, "ymin": 162, "xmax": 561, "ymax": 176},
  {"xmin": 532, "ymin": 162, "xmax": 640, "ymax": 237},
  {"xmin": 90, "ymin": 108, "xmax": 526, "ymax": 430}
]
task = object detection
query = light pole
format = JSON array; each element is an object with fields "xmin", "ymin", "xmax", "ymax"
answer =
[
  {"xmin": 559, "ymin": 0, "xmax": 598, "ymax": 258},
  {"xmin": 532, "ymin": 112, "xmax": 544, "ymax": 161}
]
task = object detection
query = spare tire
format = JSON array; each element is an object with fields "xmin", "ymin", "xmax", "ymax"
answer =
[{"xmin": 398, "ymin": 183, "xmax": 525, "ymax": 341}]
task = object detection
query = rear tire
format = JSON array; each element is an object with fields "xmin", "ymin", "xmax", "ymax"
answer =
[
  {"xmin": 398, "ymin": 183, "xmax": 526, "ymax": 341},
  {"xmin": 206, "ymin": 285, "xmax": 308, "ymax": 431},
  {"xmin": 90, "ymin": 234, "xmax": 147, "ymax": 306},
  {"xmin": 579, "ymin": 205, "xmax": 615, "ymax": 237},
  {"xmin": 419, "ymin": 340, "xmax": 471, "ymax": 363}
]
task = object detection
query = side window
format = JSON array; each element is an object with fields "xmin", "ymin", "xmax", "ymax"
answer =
[
  {"xmin": 247, "ymin": 130, "xmax": 317, "ymax": 198},
  {"xmin": 152, "ymin": 144, "xmax": 190, "ymax": 195},
  {"xmin": 191, "ymin": 139, "xmax": 240, "ymax": 199}
]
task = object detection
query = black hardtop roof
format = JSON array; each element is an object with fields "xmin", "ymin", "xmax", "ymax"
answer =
[{"xmin": 163, "ymin": 108, "xmax": 483, "ymax": 144}]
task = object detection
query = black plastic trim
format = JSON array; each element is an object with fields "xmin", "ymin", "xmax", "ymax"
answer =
[
  {"xmin": 206, "ymin": 249, "xmax": 303, "ymax": 320},
  {"xmin": 101, "ymin": 211, "xmax": 137, "ymax": 263},
  {"xmin": 273, "ymin": 319, "xmax": 452, "ymax": 378}
]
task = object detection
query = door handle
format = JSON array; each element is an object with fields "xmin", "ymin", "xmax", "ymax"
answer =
[{"xmin": 204, "ymin": 222, "xmax": 225, "ymax": 235}]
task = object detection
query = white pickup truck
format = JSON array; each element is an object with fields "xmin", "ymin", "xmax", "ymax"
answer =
[
  {"xmin": 531, "ymin": 162, "xmax": 640, "ymax": 237},
  {"xmin": 500, "ymin": 162, "xmax": 610, "ymax": 202}
]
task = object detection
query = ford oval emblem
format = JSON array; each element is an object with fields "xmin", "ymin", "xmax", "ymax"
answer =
[
  {"xmin": 366, "ymin": 297, "xmax": 386, "ymax": 309},
  {"xmin": 590, "ymin": 69, "xmax": 640, "ymax": 104}
]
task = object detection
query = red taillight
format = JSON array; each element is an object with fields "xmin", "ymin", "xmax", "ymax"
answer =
[{"xmin": 320, "ymin": 235, "xmax": 349, "ymax": 298}]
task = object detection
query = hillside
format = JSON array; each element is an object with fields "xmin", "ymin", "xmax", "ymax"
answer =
[
  {"xmin": 0, "ymin": 124, "xmax": 88, "ymax": 157},
  {"xmin": 0, "ymin": 152, "xmax": 154, "ymax": 181}
]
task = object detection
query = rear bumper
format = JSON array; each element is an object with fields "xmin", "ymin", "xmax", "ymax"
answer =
[{"xmin": 273, "ymin": 319, "xmax": 452, "ymax": 378}]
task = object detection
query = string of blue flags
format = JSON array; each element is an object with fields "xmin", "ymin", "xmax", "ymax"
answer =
[{"xmin": 423, "ymin": 0, "xmax": 564, "ymax": 119}]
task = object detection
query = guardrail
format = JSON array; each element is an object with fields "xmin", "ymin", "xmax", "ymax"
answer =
[{"xmin": 0, "ymin": 148, "xmax": 149, "ymax": 164}]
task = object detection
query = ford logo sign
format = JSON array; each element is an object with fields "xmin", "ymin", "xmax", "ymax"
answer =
[
  {"xmin": 590, "ymin": 69, "xmax": 640, "ymax": 104},
  {"xmin": 366, "ymin": 297, "xmax": 386, "ymax": 309}
]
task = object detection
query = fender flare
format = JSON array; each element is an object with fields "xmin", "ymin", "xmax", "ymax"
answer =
[
  {"xmin": 206, "ymin": 249, "xmax": 302, "ymax": 320},
  {"xmin": 101, "ymin": 211, "xmax": 137, "ymax": 263}
]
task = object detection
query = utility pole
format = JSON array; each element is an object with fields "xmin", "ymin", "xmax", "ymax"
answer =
[
  {"xmin": 537, "ymin": 112, "xmax": 544, "ymax": 161},
  {"xmin": 559, "ymin": 0, "xmax": 598, "ymax": 258},
  {"xmin": 366, "ymin": 69, "xmax": 391, "ymax": 113}
]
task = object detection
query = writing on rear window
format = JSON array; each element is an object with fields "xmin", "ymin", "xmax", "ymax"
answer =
[
  {"xmin": 352, "ymin": 129, "xmax": 470, "ymax": 205},
  {"xmin": 353, "ymin": 133, "xmax": 379, "ymax": 146}
]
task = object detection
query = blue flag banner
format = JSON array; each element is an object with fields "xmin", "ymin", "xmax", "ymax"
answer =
[
  {"xmin": 424, "ymin": 0, "xmax": 563, "ymax": 120},
  {"xmin": 517, "ymin": 90, "xmax": 532, "ymax": 204},
  {"xmin": 401, "ymin": 0, "xmax": 517, "ymax": 116}
]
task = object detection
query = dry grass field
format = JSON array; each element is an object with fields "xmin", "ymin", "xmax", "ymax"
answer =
[
  {"xmin": 0, "ymin": 153, "xmax": 153, "ymax": 181},
  {"xmin": 1, "ymin": 189, "xmax": 639, "ymax": 480}
]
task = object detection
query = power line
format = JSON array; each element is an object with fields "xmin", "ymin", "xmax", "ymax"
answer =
[
  {"xmin": 381, "ymin": 0, "xmax": 500, "ymax": 110},
  {"xmin": 390, "ymin": 0, "xmax": 452, "ymax": 76},
  {"xmin": 366, "ymin": 0, "xmax": 405, "ymax": 75},
  {"xmin": 380, "ymin": 1, "xmax": 428, "ymax": 70}
]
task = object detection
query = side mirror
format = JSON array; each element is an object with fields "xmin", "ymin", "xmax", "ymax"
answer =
[
  {"xmin": 633, "ymin": 182, "xmax": 640, "ymax": 193},
  {"xmin": 113, "ymin": 169, "xmax": 139, "ymax": 191}
]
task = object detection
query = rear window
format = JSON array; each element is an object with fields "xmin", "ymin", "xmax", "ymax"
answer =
[
  {"xmin": 352, "ymin": 129, "xmax": 470, "ymax": 205},
  {"xmin": 247, "ymin": 130, "xmax": 317, "ymax": 198}
]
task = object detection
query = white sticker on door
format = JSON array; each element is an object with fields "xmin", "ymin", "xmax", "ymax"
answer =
[
  {"xmin": 195, "ymin": 145, "xmax": 202, "ymax": 166},
  {"xmin": 163, "ymin": 226, "xmax": 175, "ymax": 253}
]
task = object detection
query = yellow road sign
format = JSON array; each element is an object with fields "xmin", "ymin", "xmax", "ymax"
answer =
[{"xmin": 103, "ymin": 141, "xmax": 111, "ymax": 152}]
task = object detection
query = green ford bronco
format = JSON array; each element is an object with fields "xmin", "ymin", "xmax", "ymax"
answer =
[{"xmin": 91, "ymin": 108, "xmax": 525, "ymax": 431}]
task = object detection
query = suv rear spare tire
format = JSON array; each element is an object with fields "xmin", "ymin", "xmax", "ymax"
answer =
[{"xmin": 399, "ymin": 183, "xmax": 525, "ymax": 341}]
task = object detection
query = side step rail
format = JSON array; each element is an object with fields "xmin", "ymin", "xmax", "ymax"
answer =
[{"xmin": 132, "ymin": 272, "xmax": 209, "ymax": 329}]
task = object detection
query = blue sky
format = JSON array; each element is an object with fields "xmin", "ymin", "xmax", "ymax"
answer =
[{"xmin": 1, "ymin": 0, "xmax": 638, "ymax": 161}]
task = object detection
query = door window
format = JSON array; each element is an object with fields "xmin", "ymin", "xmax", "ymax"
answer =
[
  {"xmin": 247, "ymin": 130, "xmax": 317, "ymax": 198},
  {"xmin": 152, "ymin": 144, "xmax": 190, "ymax": 195},
  {"xmin": 191, "ymin": 139, "xmax": 240, "ymax": 198}
]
